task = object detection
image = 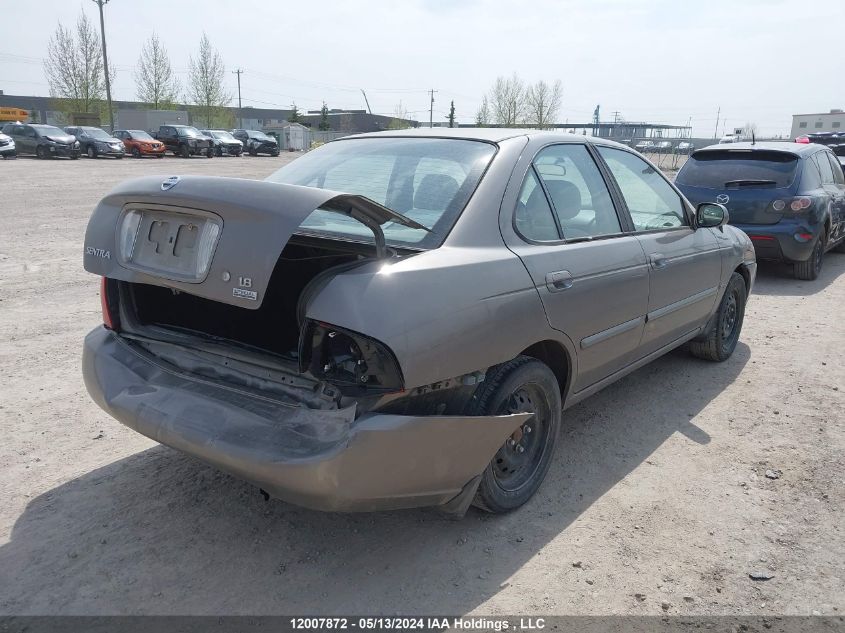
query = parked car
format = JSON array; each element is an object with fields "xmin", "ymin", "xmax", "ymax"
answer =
[
  {"xmin": 65, "ymin": 126, "xmax": 125, "ymax": 159},
  {"xmin": 232, "ymin": 129, "xmax": 280, "ymax": 156},
  {"xmin": 634, "ymin": 140, "xmax": 655, "ymax": 152},
  {"xmin": 201, "ymin": 129, "xmax": 243, "ymax": 156},
  {"xmin": 82, "ymin": 130, "xmax": 756, "ymax": 515},
  {"xmin": 0, "ymin": 130, "xmax": 15, "ymax": 159},
  {"xmin": 1, "ymin": 123, "xmax": 79, "ymax": 159},
  {"xmin": 113, "ymin": 129, "xmax": 166, "ymax": 158},
  {"xmin": 676, "ymin": 142, "xmax": 845, "ymax": 280},
  {"xmin": 676, "ymin": 141, "xmax": 695, "ymax": 153},
  {"xmin": 655, "ymin": 141, "xmax": 673, "ymax": 153},
  {"xmin": 155, "ymin": 125, "xmax": 214, "ymax": 158}
]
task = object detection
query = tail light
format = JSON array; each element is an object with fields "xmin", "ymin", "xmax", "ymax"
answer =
[
  {"xmin": 769, "ymin": 197, "xmax": 814, "ymax": 213},
  {"xmin": 100, "ymin": 277, "xmax": 119, "ymax": 330},
  {"xmin": 795, "ymin": 136, "xmax": 810, "ymax": 144},
  {"xmin": 299, "ymin": 320, "xmax": 404, "ymax": 394}
]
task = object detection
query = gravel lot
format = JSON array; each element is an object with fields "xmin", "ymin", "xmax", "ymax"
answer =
[{"xmin": 0, "ymin": 153, "xmax": 842, "ymax": 616}]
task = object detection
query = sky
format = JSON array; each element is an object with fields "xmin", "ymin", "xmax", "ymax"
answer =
[{"xmin": 0, "ymin": 0, "xmax": 842, "ymax": 137}]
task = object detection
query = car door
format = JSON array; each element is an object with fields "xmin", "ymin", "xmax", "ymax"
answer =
[
  {"xmin": 502, "ymin": 143, "xmax": 650, "ymax": 392},
  {"xmin": 596, "ymin": 146, "xmax": 723, "ymax": 357},
  {"xmin": 20, "ymin": 126, "xmax": 37, "ymax": 154},
  {"xmin": 816, "ymin": 151, "xmax": 845, "ymax": 244}
]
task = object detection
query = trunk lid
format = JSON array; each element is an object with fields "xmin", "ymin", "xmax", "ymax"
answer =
[{"xmin": 83, "ymin": 175, "xmax": 427, "ymax": 309}]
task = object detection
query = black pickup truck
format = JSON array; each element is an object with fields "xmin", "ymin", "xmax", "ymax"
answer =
[{"xmin": 155, "ymin": 125, "xmax": 215, "ymax": 158}]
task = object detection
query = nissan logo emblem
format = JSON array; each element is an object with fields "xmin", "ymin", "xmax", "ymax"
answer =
[{"xmin": 716, "ymin": 194, "xmax": 730, "ymax": 204}]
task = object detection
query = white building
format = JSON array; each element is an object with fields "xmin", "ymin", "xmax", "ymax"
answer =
[{"xmin": 791, "ymin": 109, "xmax": 845, "ymax": 138}]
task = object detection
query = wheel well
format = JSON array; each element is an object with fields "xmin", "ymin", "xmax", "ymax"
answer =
[
  {"xmin": 519, "ymin": 340, "xmax": 571, "ymax": 398},
  {"xmin": 734, "ymin": 264, "xmax": 751, "ymax": 292}
]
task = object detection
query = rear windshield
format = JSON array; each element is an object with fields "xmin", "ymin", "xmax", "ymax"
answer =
[
  {"xmin": 265, "ymin": 137, "xmax": 496, "ymax": 249},
  {"xmin": 677, "ymin": 150, "xmax": 799, "ymax": 189}
]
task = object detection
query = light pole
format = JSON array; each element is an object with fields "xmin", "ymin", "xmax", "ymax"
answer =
[
  {"xmin": 91, "ymin": 0, "xmax": 114, "ymax": 131},
  {"xmin": 232, "ymin": 69, "xmax": 243, "ymax": 128}
]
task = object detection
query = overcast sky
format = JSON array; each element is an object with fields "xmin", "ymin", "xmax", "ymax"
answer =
[{"xmin": 1, "ymin": 0, "xmax": 842, "ymax": 136}]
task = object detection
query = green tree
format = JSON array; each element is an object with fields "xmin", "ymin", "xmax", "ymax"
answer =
[
  {"xmin": 289, "ymin": 103, "xmax": 301, "ymax": 123},
  {"xmin": 134, "ymin": 33, "xmax": 181, "ymax": 109},
  {"xmin": 43, "ymin": 11, "xmax": 114, "ymax": 123},
  {"xmin": 448, "ymin": 100, "xmax": 456, "ymax": 128},
  {"xmin": 187, "ymin": 33, "xmax": 231, "ymax": 128},
  {"xmin": 318, "ymin": 102, "xmax": 330, "ymax": 131}
]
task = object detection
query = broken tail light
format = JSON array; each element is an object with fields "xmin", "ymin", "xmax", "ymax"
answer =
[{"xmin": 299, "ymin": 320, "xmax": 404, "ymax": 394}]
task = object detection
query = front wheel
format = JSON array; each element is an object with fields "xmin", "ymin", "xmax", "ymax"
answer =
[
  {"xmin": 468, "ymin": 356, "xmax": 561, "ymax": 514},
  {"xmin": 180, "ymin": 144, "xmax": 190, "ymax": 158},
  {"xmin": 689, "ymin": 272, "xmax": 747, "ymax": 361},
  {"xmin": 132, "ymin": 147, "xmax": 141, "ymax": 158},
  {"xmin": 86, "ymin": 145, "xmax": 97, "ymax": 159},
  {"xmin": 36, "ymin": 145, "xmax": 48, "ymax": 159}
]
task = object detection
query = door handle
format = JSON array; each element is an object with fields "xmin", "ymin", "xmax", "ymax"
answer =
[
  {"xmin": 545, "ymin": 270, "xmax": 573, "ymax": 292},
  {"xmin": 650, "ymin": 253, "xmax": 668, "ymax": 269}
]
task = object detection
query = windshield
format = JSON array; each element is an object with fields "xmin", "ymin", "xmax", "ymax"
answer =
[
  {"xmin": 38, "ymin": 126, "xmax": 66, "ymax": 137},
  {"xmin": 677, "ymin": 150, "xmax": 799, "ymax": 189},
  {"xmin": 129, "ymin": 130, "xmax": 154, "ymax": 141},
  {"xmin": 84, "ymin": 127, "xmax": 112, "ymax": 140},
  {"xmin": 266, "ymin": 137, "xmax": 496, "ymax": 248},
  {"xmin": 212, "ymin": 131, "xmax": 235, "ymax": 140},
  {"xmin": 247, "ymin": 131, "xmax": 271, "ymax": 141},
  {"xmin": 178, "ymin": 127, "xmax": 201, "ymax": 137}
]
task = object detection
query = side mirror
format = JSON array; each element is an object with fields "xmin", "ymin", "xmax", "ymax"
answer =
[{"xmin": 696, "ymin": 202, "xmax": 729, "ymax": 231}]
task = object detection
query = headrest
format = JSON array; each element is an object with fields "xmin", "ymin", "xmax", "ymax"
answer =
[
  {"xmin": 544, "ymin": 180, "xmax": 582, "ymax": 220},
  {"xmin": 414, "ymin": 174, "xmax": 460, "ymax": 211}
]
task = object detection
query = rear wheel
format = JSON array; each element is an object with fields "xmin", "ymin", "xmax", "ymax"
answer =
[
  {"xmin": 689, "ymin": 272, "xmax": 746, "ymax": 361},
  {"xmin": 468, "ymin": 356, "xmax": 561, "ymax": 514},
  {"xmin": 794, "ymin": 232, "xmax": 825, "ymax": 280}
]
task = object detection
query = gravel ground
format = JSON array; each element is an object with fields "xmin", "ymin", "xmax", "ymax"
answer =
[{"xmin": 0, "ymin": 152, "xmax": 842, "ymax": 616}]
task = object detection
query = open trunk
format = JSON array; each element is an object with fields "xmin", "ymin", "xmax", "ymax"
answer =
[{"xmin": 122, "ymin": 237, "xmax": 369, "ymax": 361}]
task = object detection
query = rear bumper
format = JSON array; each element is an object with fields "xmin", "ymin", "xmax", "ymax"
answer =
[
  {"xmin": 734, "ymin": 220, "xmax": 822, "ymax": 263},
  {"xmin": 82, "ymin": 327, "xmax": 527, "ymax": 512}
]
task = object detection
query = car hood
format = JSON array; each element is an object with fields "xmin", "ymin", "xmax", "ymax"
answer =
[
  {"xmin": 44, "ymin": 134, "xmax": 77, "ymax": 143},
  {"xmin": 0, "ymin": 133, "xmax": 11, "ymax": 141},
  {"xmin": 252, "ymin": 137, "xmax": 277, "ymax": 144},
  {"xmin": 83, "ymin": 176, "xmax": 429, "ymax": 310}
]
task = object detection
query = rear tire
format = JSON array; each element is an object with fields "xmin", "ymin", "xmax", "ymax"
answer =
[
  {"xmin": 793, "ymin": 232, "xmax": 825, "ymax": 280},
  {"xmin": 689, "ymin": 272, "xmax": 746, "ymax": 362},
  {"xmin": 468, "ymin": 356, "xmax": 561, "ymax": 514}
]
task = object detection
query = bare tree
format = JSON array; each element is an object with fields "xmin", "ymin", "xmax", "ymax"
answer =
[
  {"xmin": 525, "ymin": 79, "xmax": 562, "ymax": 128},
  {"xmin": 742, "ymin": 121, "xmax": 759, "ymax": 139},
  {"xmin": 475, "ymin": 96, "xmax": 490, "ymax": 126},
  {"xmin": 488, "ymin": 73, "xmax": 526, "ymax": 126},
  {"xmin": 43, "ymin": 11, "xmax": 113, "ymax": 120},
  {"xmin": 134, "ymin": 33, "xmax": 180, "ymax": 109},
  {"xmin": 187, "ymin": 33, "xmax": 231, "ymax": 128},
  {"xmin": 388, "ymin": 101, "xmax": 411, "ymax": 130}
]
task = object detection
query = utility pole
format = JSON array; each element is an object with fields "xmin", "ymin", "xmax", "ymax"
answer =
[
  {"xmin": 360, "ymin": 89, "xmax": 372, "ymax": 115},
  {"xmin": 714, "ymin": 106, "xmax": 721, "ymax": 139},
  {"xmin": 232, "ymin": 69, "xmax": 243, "ymax": 128},
  {"xmin": 429, "ymin": 89, "xmax": 437, "ymax": 128},
  {"xmin": 91, "ymin": 0, "xmax": 113, "ymax": 131}
]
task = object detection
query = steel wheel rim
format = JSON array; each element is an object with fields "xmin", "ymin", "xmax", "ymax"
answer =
[
  {"xmin": 491, "ymin": 383, "xmax": 551, "ymax": 492},
  {"xmin": 721, "ymin": 292, "xmax": 738, "ymax": 339}
]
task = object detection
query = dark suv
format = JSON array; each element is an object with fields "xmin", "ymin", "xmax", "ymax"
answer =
[
  {"xmin": 65, "ymin": 126, "xmax": 126, "ymax": 159},
  {"xmin": 155, "ymin": 125, "xmax": 214, "ymax": 158},
  {"xmin": 232, "ymin": 129, "xmax": 280, "ymax": 156},
  {"xmin": 676, "ymin": 143, "xmax": 845, "ymax": 280},
  {"xmin": 1, "ymin": 123, "xmax": 80, "ymax": 159}
]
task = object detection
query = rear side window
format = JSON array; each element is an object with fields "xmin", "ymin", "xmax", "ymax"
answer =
[
  {"xmin": 533, "ymin": 144, "xmax": 621, "ymax": 238},
  {"xmin": 677, "ymin": 150, "xmax": 799, "ymax": 189},
  {"xmin": 515, "ymin": 169, "xmax": 560, "ymax": 241},
  {"xmin": 815, "ymin": 152, "xmax": 835, "ymax": 185},
  {"xmin": 598, "ymin": 147, "xmax": 687, "ymax": 231},
  {"xmin": 827, "ymin": 153, "xmax": 845, "ymax": 185}
]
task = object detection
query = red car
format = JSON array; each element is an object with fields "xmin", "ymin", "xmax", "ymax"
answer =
[{"xmin": 114, "ymin": 129, "xmax": 166, "ymax": 158}]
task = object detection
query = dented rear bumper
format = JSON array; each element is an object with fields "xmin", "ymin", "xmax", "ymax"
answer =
[{"xmin": 82, "ymin": 327, "xmax": 528, "ymax": 512}]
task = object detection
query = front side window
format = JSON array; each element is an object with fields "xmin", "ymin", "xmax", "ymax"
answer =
[
  {"xmin": 598, "ymin": 146, "xmax": 687, "ymax": 231},
  {"xmin": 533, "ymin": 144, "xmax": 621, "ymax": 238},
  {"xmin": 266, "ymin": 137, "xmax": 496, "ymax": 248}
]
